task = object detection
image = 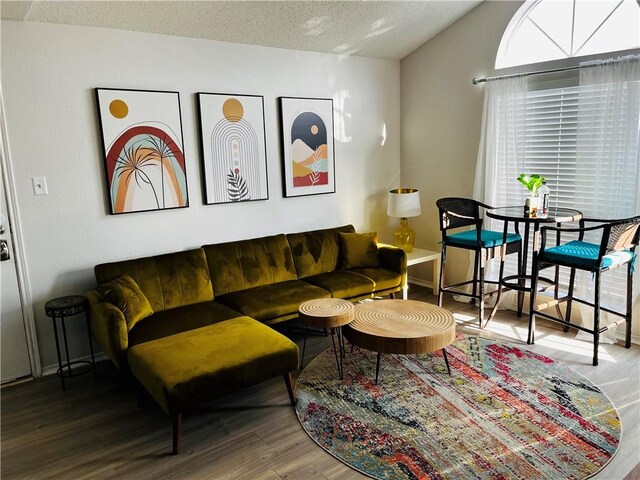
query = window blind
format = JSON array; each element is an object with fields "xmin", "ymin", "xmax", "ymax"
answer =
[{"xmin": 492, "ymin": 82, "xmax": 639, "ymax": 302}]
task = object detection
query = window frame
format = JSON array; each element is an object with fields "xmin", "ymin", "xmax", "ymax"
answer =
[{"xmin": 495, "ymin": 0, "xmax": 640, "ymax": 71}]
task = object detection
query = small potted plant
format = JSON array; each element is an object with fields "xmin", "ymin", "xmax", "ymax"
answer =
[{"xmin": 517, "ymin": 173, "xmax": 546, "ymax": 215}]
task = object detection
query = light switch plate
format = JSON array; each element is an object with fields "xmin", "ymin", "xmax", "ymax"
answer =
[{"xmin": 32, "ymin": 176, "xmax": 48, "ymax": 196}]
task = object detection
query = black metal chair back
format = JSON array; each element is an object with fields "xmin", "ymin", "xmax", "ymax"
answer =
[
  {"xmin": 436, "ymin": 197, "xmax": 484, "ymax": 232},
  {"xmin": 605, "ymin": 217, "xmax": 640, "ymax": 252}
]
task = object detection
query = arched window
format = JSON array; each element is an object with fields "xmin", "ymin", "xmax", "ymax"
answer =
[{"xmin": 496, "ymin": 0, "xmax": 639, "ymax": 69}]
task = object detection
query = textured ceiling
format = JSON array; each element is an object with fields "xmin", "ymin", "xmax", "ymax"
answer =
[{"xmin": 0, "ymin": 1, "xmax": 481, "ymax": 60}]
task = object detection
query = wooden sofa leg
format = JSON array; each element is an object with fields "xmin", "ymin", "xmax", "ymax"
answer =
[
  {"xmin": 172, "ymin": 412, "xmax": 182, "ymax": 455},
  {"xmin": 284, "ymin": 373, "xmax": 296, "ymax": 406}
]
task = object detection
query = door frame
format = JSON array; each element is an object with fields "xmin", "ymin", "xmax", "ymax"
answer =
[{"xmin": 0, "ymin": 88, "xmax": 41, "ymax": 378}]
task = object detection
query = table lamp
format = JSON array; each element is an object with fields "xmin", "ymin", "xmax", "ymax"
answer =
[{"xmin": 387, "ymin": 188, "xmax": 421, "ymax": 252}]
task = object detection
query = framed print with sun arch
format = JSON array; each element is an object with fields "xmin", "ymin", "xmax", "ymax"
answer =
[
  {"xmin": 279, "ymin": 97, "xmax": 335, "ymax": 198},
  {"xmin": 197, "ymin": 93, "xmax": 269, "ymax": 204},
  {"xmin": 95, "ymin": 88, "xmax": 188, "ymax": 215}
]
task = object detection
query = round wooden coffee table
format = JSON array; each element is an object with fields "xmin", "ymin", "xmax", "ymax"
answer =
[
  {"xmin": 344, "ymin": 299, "xmax": 456, "ymax": 384},
  {"xmin": 298, "ymin": 298, "xmax": 354, "ymax": 379}
]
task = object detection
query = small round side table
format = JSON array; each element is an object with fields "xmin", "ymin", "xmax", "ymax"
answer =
[
  {"xmin": 44, "ymin": 295, "xmax": 96, "ymax": 391},
  {"xmin": 298, "ymin": 298, "xmax": 354, "ymax": 379}
]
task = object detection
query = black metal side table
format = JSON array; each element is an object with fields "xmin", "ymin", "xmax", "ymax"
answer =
[{"xmin": 44, "ymin": 295, "xmax": 96, "ymax": 390}]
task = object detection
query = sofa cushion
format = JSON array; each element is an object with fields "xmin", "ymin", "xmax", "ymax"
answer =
[
  {"xmin": 203, "ymin": 234, "xmax": 297, "ymax": 296},
  {"xmin": 287, "ymin": 224, "xmax": 356, "ymax": 278},
  {"xmin": 95, "ymin": 275, "xmax": 154, "ymax": 331},
  {"xmin": 349, "ymin": 267, "xmax": 402, "ymax": 292},
  {"xmin": 303, "ymin": 270, "xmax": 376, "ymax": 299},
  {"xmin": 339, "ymin": 232, "xmax": 381, "ymax": 269},
  {"xmin": 128, "ymin": 317, "xmax": 299, "ymax": 413},
  {"xmin": 95, "ymin": 249, "xmax": 213, "ymax": 313},
  {"xmin": 216, "ymin": 280, "xmax": 330, "ymax": 322},
  {"xmin": 128, "ymin": 301, "xmax": 243, "ymax": 347}
]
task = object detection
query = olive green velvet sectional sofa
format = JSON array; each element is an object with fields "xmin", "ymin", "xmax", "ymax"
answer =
[{"xmin": 86, "ymin": 224, "xmax": 406, "ymax": 453}]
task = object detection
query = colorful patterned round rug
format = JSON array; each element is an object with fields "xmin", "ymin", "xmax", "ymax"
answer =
[{"xmin": 295, "ymin": 334, "xmax": 621, "ymax": 480}]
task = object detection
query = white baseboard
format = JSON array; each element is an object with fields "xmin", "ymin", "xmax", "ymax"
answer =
[
  {"xmin": 40, "ymin": 352, "xmax": 108, "ymax": 378},
  {"xmin": 616, "ymin": 332, "xmax": 640, "ymax": 345},
  {"xmin": 407, "ymin": 276, "xmax": 434, "ymax": 291}
]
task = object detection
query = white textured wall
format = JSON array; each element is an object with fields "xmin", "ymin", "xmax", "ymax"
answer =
[
  {"xmin": 400, "ymin": 1, "xmax": 521, "ymax": 285},
  {"xmin": 1, "ymin": 20, "xmax": 401, "ymax": 372}
]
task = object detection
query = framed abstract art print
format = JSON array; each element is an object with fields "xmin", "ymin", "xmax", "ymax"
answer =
[
  {"xmin": 95, "ymin": 88, "xmax": 189, "ymax": 215},
  {"xmin": 279, "ymin": 97, "xmax": 335, "ymax": 197},
  {"xmin": 197, "ymin": 93, "xmax": 269, "ymax": 204}
]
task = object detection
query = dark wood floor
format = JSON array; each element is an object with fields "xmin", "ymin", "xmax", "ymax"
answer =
[{"xmin": 2, "ymin": 285, "xmax": 639, "ymax": 479}]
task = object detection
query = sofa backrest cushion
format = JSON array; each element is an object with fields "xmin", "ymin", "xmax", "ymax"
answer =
[
  {"xmin": 287, "ymin": 224, "xmax": 356, "ymax": 278},
  {"xmin": 339, "ymin": 231, "xmax": 381, "ymax": 269},
  {"xmin": 94, "ymin": 248, "xmax": 214, "ymax": 312},
  {"xmin": 202, "ymin": 234, "xmax": 298, "ymax": 296}
]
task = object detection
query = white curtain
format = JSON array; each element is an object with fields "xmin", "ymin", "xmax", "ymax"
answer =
[
  {"xmin": 465, "ymin": 75, "xmax": 528, "ymax": 308},
  {"xmin": 574, "ymin": 55, "xmax": 640, "ymax": 343},
  {"xmin": 473, "ymin": 75, "xmax": 528, "ymax": 210}
]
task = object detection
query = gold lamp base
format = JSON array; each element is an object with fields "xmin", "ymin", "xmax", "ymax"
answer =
[{"xmin": 393, "ymin": 217, "xmax": 415, "ymax": 253}]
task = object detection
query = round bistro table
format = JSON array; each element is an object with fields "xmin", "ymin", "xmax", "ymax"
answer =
[
  {"xmin": 298, "ymin": 298, "xmax": 355, "ymax": 379},
  {"xmin": 486, "ymin": 206, "xmax": 582, "ymax": 317},
  {"xmin": 343, "ymin": 299, "xmax": 456, "ymax": 384}
]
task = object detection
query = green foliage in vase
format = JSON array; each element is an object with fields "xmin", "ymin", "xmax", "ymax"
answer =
[{"xmin": 517, "ymin": 173, "xmax": 546, "ymax": 194}]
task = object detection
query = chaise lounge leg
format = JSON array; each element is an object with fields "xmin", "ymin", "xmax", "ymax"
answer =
[
  {"xmin": 284, "ymin": 372, "xmax": 296, "ymax": 405},
  {"xmin": 172, "ymin": 412, "xmax": 182, "ymax": 455}
]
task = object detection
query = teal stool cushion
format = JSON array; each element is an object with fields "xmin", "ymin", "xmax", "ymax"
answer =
[
  {"xmin": 541, "ymin": 240, "xmax": 635, "ymax": 271},
  {"xmin": 446, "ymin": 230, "xmax": 521, "ymax": 249}
]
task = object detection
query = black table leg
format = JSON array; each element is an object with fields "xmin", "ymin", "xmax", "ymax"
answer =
[
  {"xmin": 60, "ymin": 316, "xmax": 73, "ymax": 378},
  {"xmin": 375, "ymin": 352, "xmax": 381, "ymax": 385},
  {"xmin": 337, "ymin": 326, "xmax": 346, "ymax": 358},
  {"xmin": 442, "ymin": 348, "xmax": 451, "ymax": 375},
  {"xmin": 530, "ymin": 221, "xmax": 541, "ymax": 307},
  {"xmin": 518, "ymin": 224, "xmax": 530, "ymax": 317},
  {"xmin": 51, "ymin": 317, "xmax": 66, "ymax": 391},
  {"xmin": 330, "ymin": 329, "xmax": 343, "ymax": 379}
]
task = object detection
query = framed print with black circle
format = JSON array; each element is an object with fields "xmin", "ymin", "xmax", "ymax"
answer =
[{"xmin": 279, "ymin": 97, "xmax": 335, "ymax": 198}]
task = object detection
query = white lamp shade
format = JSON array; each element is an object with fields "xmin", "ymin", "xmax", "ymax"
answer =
[{"xmin": 387, "ymin": 189, "xmax": 421, "ymax": 218}]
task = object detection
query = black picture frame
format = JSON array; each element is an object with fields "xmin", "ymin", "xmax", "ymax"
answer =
[
  {"xmin": 196, "ymin": 92, "xmax": 269, "ymax": 205},
  {"xmin": 95, "ymin": 87, "xmax": 189, "ymax": 215},
  {"xmin": 278, "ymin": 96, "xmax": 335, "ymax": 198}
]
